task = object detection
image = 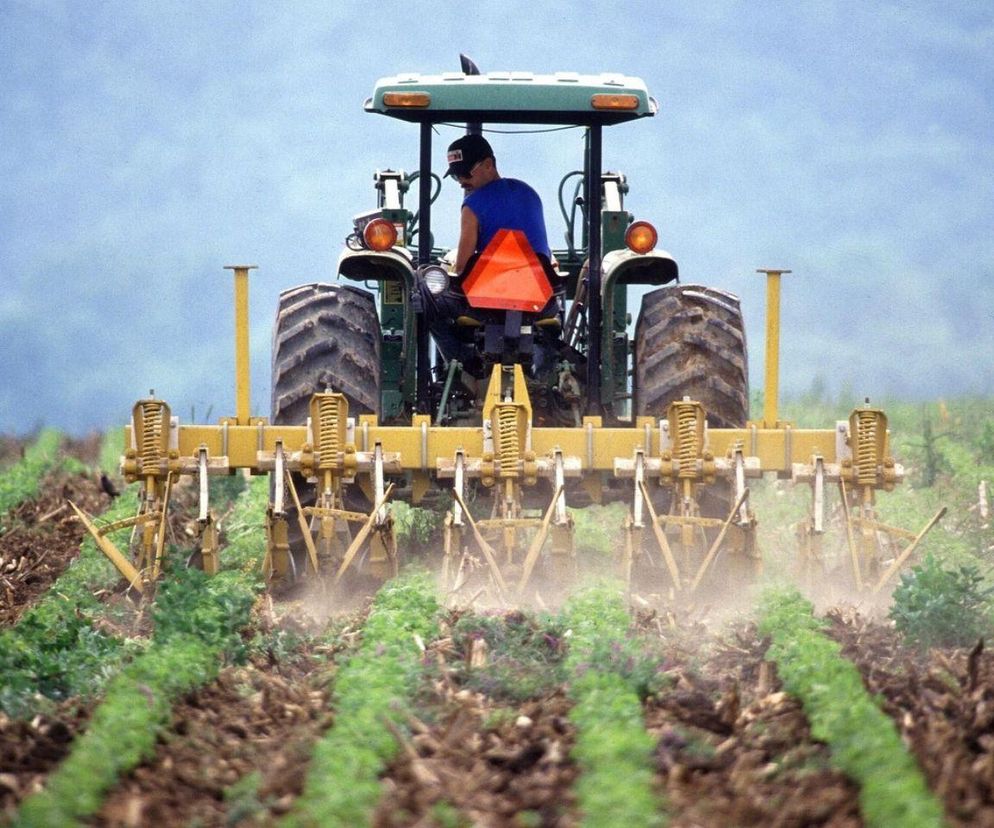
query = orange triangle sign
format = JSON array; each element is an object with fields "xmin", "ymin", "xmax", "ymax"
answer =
[{"xmin": 462, "ymin": 229, "xmax": 553, "ymax": 312}]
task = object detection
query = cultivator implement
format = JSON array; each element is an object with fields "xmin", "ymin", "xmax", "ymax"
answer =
[
  {"xmin": 75, "ymin": 266, "xmax": 944, "ymax": 601},
  {"xmin": 792, "ymin": 408, "xmax": 948, "ymax": 593}
]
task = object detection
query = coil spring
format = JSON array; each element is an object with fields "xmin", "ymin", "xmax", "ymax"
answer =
[
  {"xmin": 495, "ymin": 405, "xmax": 520, "ymax": 471},
  {"xmin": 853, "ymin": 410, "xmax": 879, "ymax": 485},
  {"xmin": 674, "ymin": 403, "xmax": 700, "ymax": 477},
  {"xmin": 139, "ymin": 401, "xmax": 165, "ymax": 469},
  {"xmin": 315, "ymin": 397, "xmax": 341, "ymax": 470}
]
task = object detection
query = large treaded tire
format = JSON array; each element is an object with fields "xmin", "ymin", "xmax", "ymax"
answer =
[
  {"xmin": 634, "ymin": 284, "xmax": 748, "ymax": 428},
  {"xmin": 271, "ymin": 283, "xmax": 380, "ymax": 424},
  {"xmin": 270, "ymin": 284, "xmax": 381, "ymax": 582},
  {"xmin": 633, "ymin": 283, "xmax": 750, "ymax": 582}
]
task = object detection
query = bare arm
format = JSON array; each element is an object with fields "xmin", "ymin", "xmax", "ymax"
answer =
[{"xmin": 454, "ymin": 206, "xmax": 479, "ymax": 274}]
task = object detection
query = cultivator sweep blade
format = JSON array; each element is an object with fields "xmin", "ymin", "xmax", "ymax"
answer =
[
  {"xmin": 615, "ymin": 398, "xmax": 760, "ymax": 597},
  {"xmin": 261, "ymin": 392, "xmax": 400, "ymax": 588}
]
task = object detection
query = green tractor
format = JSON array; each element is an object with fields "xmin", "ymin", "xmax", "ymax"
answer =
[
  {"xmin": 266, "ymin": 56, "xmax": 750, "ymax": 594},
  {"xmin": 84, "ymin": 59, "xmax": 929, "ymax": 603},
  {"xmin": 273, "ymin": 58, "xmax": 748, "ymax": 435}
]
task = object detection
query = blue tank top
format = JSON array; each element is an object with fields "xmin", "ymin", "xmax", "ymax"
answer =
[{"xmin": 463, "ymin": 178, "xmax": 551, "ymax": 259}]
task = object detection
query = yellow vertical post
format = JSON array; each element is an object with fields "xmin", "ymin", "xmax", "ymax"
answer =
[
  {"xmin": 757, "ymin": 268, "xmax": 791, "ymax": 428},
  {"xmin": 225, "ymin": 265, "xmax": 257, "ymax": 425}
]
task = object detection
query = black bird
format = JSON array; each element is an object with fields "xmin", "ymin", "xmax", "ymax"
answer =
[{"xmin": 99, "ymin": 472, "xmax": 120, "ymax": 499}]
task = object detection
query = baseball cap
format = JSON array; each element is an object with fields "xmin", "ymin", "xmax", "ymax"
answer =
[{"xmin": 445, "ymin": 134, "xmax": 494, "ymax": 178}]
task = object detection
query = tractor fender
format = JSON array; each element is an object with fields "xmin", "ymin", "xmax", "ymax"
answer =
[
  {"xmin": 337, "ymin": 246, "xmax": 415, "ymax": 290},
  {"xmin": 601, "ymin": 247, "xmax": 679, "ymax": 291}
]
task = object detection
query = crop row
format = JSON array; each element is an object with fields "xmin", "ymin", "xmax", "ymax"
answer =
[
  {"xmin": 282, "ymin": 571, "xmax": 439, "ymax": 826},
  {"xmin": 0, "ymin": 482, "xmax": 142, "ymax": 716},
  {"xmin": 14, "ymin": 477, "xmax": 269, "ymax": 827},
  {"xmin": 3, "ymin": 464, "xmax": 954, "ymax": 827},
  {"xmin": 758, "ymin": 587, "xmax": 945, "ymax": 828},
  {"xmin": 560, "ymin": 585, "xmax": 665, "ymax": 827},
  {"xmin": 0, "ymin": 430, "xmax": 65, "ymax": 515}
]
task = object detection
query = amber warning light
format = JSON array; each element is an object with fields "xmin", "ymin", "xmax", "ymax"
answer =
[
  {"xmin": 591, "ymin": 93, "xmax": 640, "ymax": 111},
  {"xmin": 625, "ymin": 221, "xmax": 657, "ymax": 254},
  {"xmin": 363, "ymin": 218, "xmax": 398, "ymax": 251},
  {"xmin": 383, "ymin": 91, "xmax": 431, "ymax": 108}
]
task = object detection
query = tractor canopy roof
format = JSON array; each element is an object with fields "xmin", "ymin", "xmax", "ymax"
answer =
[{"xmin": 365, "ymin": 71, "xmax": 656, "ymax": 125}]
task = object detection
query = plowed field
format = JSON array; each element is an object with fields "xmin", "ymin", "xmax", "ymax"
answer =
[{"xmin": 1, "ymin": 436, "xmax": 990, "ymax": 827}]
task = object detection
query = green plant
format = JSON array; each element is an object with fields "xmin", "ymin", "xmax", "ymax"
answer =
[
  {"xmin": 430, "ymin": 800, "xmax": 468, "ymax": 828},
  {"xmin": 758, "ymin": 587, "xmax": 944, "ymax": 828},
  {"xmin": 153, "ymin": 556, "xmax": 258, "ymax": 657},
  {"xmin": 560, "ymin": 584, "xmax": 665, "ymax": 827},
  {"xmin": 447, "ymin": 610, "xmax": 567, "ymax": 701},
  {"xmin": 0, "ymin": 484, "xmax": 144, "ymax": 717},
  {"xmin": 16, "ymin": 634, "xmax": 222, "ymax": 826},
  {"xmin": 0, "ymin": 603, "xmax": 141, "ymax": 718},
  {"xmin": 209, "ymin": 471, "xmax": 247, "ymax": 508},
  {"xmin": 571, "ymin": 503, "xmax": 628, "ymax": 559},
  {"xmin": 889, "ymin": 554, "xmax": 993, "ymax": 649},
  {"xmin": 282, "ymin": 570, "xmax": 439, "ymax": 827},
  {"xmin": 223, "ymin": 770, "xmax": 269, "ymax": 825},
  {"xmin": 392, "ymin": 500, "xmax": 442, "ymax": 550},
  {"xmin": 14, "ymin": 474, "xmax": 268, "ymax": 825},
  {"xmin": 0, "ymin": 429, "xmax": 61, "ymax": 514}
]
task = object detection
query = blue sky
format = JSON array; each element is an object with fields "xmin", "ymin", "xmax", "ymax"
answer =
[{"xmin": 1, "ymin": 1, "xmax": 991, "ymax": 434}]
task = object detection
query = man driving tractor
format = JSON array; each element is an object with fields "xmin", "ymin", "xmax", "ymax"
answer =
[
  {"xmin": 446, "ymin": 134, "xmax": 550, "ymax": 272},
  {"xmin": 417, "ymin": 134, "xmax": 561, "ymax": 377}
]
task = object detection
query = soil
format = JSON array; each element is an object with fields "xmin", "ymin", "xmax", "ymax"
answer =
[
  {"xmin": 826, "ymin": 608, "xmax": 994, "ymax": 827},
  {"xmin": 93, "ymin": 642, "xmax": 341, "ymax": 828},
  {"xmin": 0, "ymin": 467, "xmax": 113, "ymax": 627},
  {"xmin": 2, "ymin": 438, "xmax": 984, "ymax": 826},
  {"xmin": 645, "ymin": 621, "xmax": 862, "ymax": 828},
  {"xmin": 0, "ymin": 702, "xmax": 91, "ymax": 820},
  {"xmin": 375, "ymin": 682, "xmax": 580, "ymax": 826}
]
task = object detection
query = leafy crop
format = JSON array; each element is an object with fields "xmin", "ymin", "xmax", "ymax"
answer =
[
  {"xmin": 0, "ymin": 485, "xmax": 143, "ymax": 717},
  {"xmin": 560, "ymin": 584, "xmax": 665, "ymax": 827},
  {"xmin": 446, "ymin": 609, "xmax": 567, "ymax": 701},
  {"xmin": 15, "ymin": 635, "xmax": 222, "ymax": 827},
  {"xmin": 0, "ymin": 602, "xmax": 140, "ymax": 718},
  {"xmin": 15, "ymin": 476, "xmax": 268, "ymax": 826},
  {"xmin": 392, "ymin": 500, "xmax": 442, "ymax": 551},
  {"xmin": 758, "ymin": 587, "xmax": 944, "ymax": 828},
  {"xmin": 889, "ymin": 553, "xmax": 993, "ymax": 649},
  {"xmin": 0, "ymin": 429, "xmax": 61, "ymax": 514},
  {"xmin": 283, "ymin": 570, "xmax": 439, "ymax": 827}
]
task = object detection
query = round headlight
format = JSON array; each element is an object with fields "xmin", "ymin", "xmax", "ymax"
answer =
[{"xmin": 421, "ymin": 265, "xmax": 449, "ymax": 295}]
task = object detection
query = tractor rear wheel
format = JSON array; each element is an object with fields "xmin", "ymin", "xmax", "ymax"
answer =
[
  {"xmin": 270, "ymin": 283, "xmax": 381, "ymax": 582},
  {"xmin": 634, "ymin": 284, "xmax": 748, "ymax": 427},
  {"xmin": 633, "ymin": 285, "xmax": 751, "ymax": 592},
  {"xmin": 271, "ymin": 283, "xmax": 381, "ymax": 424}
]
